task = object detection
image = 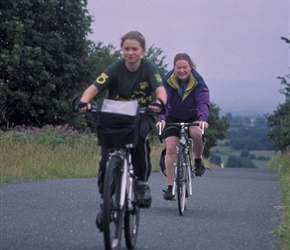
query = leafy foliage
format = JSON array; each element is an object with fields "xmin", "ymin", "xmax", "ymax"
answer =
[
  {"xmin": 0, "ymin": 0, "xmax": 94, "ymax": 129},
  {"xmin": 266, "ymin": 36, "xmax": 290, "ymax": 152},
  {"xmin": 209, "ymin": 154, "xmax": 221, "ymax": 165},
  {"xmin": 226, "ymin": 155, "xmax": 256, "ymax": 168},
  {"xmin": 143, "ymin": 45, "xmax": 168, "ymax": 76},
  {"xmin": 268, "ymin": 152, "xmax": 290, "ymax": 249},
  {"xmin": 204, "ymin": 103, "xmax": 229, "ymax": 157},
  {"xmin": 0, "ymin": 0, "xmax": 169, "ymax": 131},
  {"xmin": 266, "ymin": 100, "xmax": 290, "ymax": 152},
  {"xmin": 225, "ymin": 115, "xmax": 274, "ymax": 151},
  {"xmin": 0, "ymin": 123, "xmax": 96, "ymax": 148}
]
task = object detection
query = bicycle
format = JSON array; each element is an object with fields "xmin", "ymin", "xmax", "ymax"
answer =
[
  {"xmin": 73, "ymin": 96, "xmax": 164, "ymax": 250},
  {"xmin": 159, "ymin": 121, "xmax": 205, "ymax": 216}
]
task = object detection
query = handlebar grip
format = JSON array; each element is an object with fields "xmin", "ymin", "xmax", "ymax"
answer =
[{"xmin": 72, "ymin": 95, "xmax": 79, "ymax": 113}]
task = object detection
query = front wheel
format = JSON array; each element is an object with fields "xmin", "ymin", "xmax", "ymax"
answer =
[
  {"xmin": 103, "ymin": 156, "xmax": 123, "ymax": 250},
  {"xmin": 176, "ymin": 144, "xmax": 187, "ymax": 216},
  {"xmin": 124, "ymin": 177, "xmax": 140, "ymax": 249}
]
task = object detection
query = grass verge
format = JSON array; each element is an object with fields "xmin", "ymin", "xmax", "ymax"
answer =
[
  {"xmin": 267, "ymin": 152, "xmax": 290, "ymax": 250},
  {"xmin": 0, "ymin": 127, "xmax": 216, "ymax": 183},
  {"xmin": 0, "ymin": 137, "xmax": 100, "ymax": 183}
]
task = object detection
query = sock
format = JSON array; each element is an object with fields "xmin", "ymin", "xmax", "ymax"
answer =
[{"xmin": 195, "ymin": 158, "xmax": 202, "ymax": 164}]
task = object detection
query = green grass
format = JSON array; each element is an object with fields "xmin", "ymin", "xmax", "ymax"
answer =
[
  {"xmin": 210, "ymin": 141, "xmax": 276, "ymax": 169},
  {"xmin": 0, "ymin": 136, "xmax": 100, "ymax": 183},
  {"xmin": 267, "ymin": 152, "xmax": 290, "ymax": 250},
  {"xmin": 0, "ymin": 125, "xmax": 101, "ymax": 183},
  {"xmin": 0, "ymin": 125, "xmax": 166, "ymax": 183}
]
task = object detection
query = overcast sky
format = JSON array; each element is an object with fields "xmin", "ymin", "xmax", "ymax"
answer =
[{"xmin": 86, "ymin": 0, "xmax": 289, "ymax": 115}]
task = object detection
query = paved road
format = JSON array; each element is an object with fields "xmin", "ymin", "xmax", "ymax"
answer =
[{"xmin": 1, "ymin": 168, "xmax": 280, "ymax": 250}]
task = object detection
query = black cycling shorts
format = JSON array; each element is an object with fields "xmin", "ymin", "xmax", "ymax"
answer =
[{"xmin": 162, "ymin": 116, "xmax": 198, "ymax": 139}]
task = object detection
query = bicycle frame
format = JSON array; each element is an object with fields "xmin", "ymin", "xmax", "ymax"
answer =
[
  {"xmin": 172, "ymin": 124, "xmax": 193, "ymax": 197},
  {"xmin": 72, "ymin": 96, "xmax": 165, "ymax": 250},
  {"xmin": 108, "ymin": 148, "xmax": 132, "ymax": 209},
  {"xmin": 160, "ymin": 122, "xmax": 203, "ymax": 215}
]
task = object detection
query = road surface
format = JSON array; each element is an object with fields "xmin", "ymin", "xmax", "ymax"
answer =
[{"xmin": 1, "ymin": 168, "xmax": 280, "ymax": 250}]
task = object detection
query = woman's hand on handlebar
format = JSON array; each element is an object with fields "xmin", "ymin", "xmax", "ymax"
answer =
[
  {"xmin": 156, "ymin": 120, "xmax": 166, "ymax": 130},
  {"xmin": 197, "ymin": 121, "xmax": 209, "ymax": 130},
  {"xmin": 156, "ymin": 120, "xmax": 165, "ymax": 143}
]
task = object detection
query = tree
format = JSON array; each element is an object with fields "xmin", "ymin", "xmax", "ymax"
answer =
[
  {"xmin": 266, "ymin": 37, "xmax": 290, "ymax": 152},
  {"xmin": 0, "ymin": 0, "xmax": 170, "ymax": 131},
  {"xmin": 209, "ymin": 154, "xmax": 221, "ymax": 165},
  {"xmin": 266, "ymin": 100, "xmax": 290, "ymax": 152},
  {"xmin": 225, "ymin": 115, "xmax": 274, "ymax": 151},
  {"xmin": 240, "ymin": 150, "xmax": 250, "ymax": 158},
  {"xmin": 226, "ymin": 155, "xmax": 256, "ymax": 168},
  {"xmin": 204, "ymin": 102, "xmax": 229, "ymax": 157},
  {"xmin": 0, "ymin": 0, "xmax": 93, "ymax": 129},
  {"xmin": 143, "ymin": 45, "xmax": 168, "ymax": 77}
]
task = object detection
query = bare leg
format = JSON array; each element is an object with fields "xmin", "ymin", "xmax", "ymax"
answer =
[
  {"xmin": 164, "ymin": 136, "xmax": 179, "ymax": 186},
  {"xmin": 189, "ymin": 126, "xmax": 204, "ymax": 159}
]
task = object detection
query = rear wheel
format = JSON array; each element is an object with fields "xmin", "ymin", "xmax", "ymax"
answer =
[
  {"xmin": 176, "ymin": 144, "xmax": 186, "ymax": 216},
  {"xmin": 124, "ymin": 177, "xmax": 140, "ymax": 249},
  {"xmin": 103, "ymin": 156, "xmax": 123, "ymax": 250}
]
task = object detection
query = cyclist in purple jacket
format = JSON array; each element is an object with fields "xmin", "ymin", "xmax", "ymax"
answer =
[{"xmin": 158, "ymin": 53, "xmax": 210, "ymax": 200}]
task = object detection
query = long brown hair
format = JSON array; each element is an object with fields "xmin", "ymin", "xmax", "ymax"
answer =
[{"xmin": 174, "ymin": 53, "xmax": 196, "ymax": 69}]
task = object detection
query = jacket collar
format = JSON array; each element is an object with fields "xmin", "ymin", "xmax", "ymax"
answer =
[{"xmin": 167, "ymin": 69, "xmax": 198, "ymax": 101}]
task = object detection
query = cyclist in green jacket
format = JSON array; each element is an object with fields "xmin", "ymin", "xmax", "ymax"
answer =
[{"xmin": 79, "ymin": 31, "xmax": 167, "ymax": 231}]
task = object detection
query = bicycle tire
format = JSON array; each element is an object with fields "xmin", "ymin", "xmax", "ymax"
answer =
[
  {"xmin": 103, "ymin": 155, "xmax": 123, "ymax": 250},
  {"xmin": 124, "ymin": 176, "xmax": 140, "ymax": 249},
  {"xmin": 186, "ymin": 151, "xmax": 193, "ymax": 196},
  {"xmin": 176, "ymin": 144, "xmax": 187, "ymax": 216}
]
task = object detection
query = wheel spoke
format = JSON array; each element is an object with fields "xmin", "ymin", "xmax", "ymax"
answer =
[
  {"xmin": 177, "ymin": 145, "xmax": 186, "ymax": 216},
  {"xmin": 124, "ymin": 177, "xmax": 140, "ymax": 249},
  {"xmin": 103, "ymin": 156, "xmax": 124, "ymax": 250}
]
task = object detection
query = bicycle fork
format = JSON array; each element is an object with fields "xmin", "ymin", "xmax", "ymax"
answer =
[
  {"xmin": 120, "ymin": 160, "xmax": 128, "ymax": 208},
  {"xmin": 185, "ymin": 146, "xmax": 193, "ymax": 196},
  {"xmin": 172, "ymin": 145, "xmax": 193, "ymax": 197}
]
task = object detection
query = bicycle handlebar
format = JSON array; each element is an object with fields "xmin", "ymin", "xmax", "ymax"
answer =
[
  {"xmin": 72, "ymin": 95, "xmax": 166, "ymax": 116},
  {"xmin": 158, "ymin": 121, "xmax": 205, "ymax": 143}
]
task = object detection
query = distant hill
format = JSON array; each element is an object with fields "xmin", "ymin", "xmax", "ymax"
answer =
[{"xmin": 208, "ymin": 79, "xmax": 285, "ymax": 116}]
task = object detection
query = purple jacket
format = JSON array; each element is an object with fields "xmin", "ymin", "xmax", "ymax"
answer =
[{"xmin": 159, "ymin": 68, "xmax": 210, "ymax": 121}]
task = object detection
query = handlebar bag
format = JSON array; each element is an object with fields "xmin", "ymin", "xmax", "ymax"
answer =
[{"xmin": 96, "ymin": 98, "xmax": 140, "ymax": 148}]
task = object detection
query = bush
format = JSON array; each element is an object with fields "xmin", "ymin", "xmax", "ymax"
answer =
[
  {"xmin": 240, "ymin": 150, "xmax": 250, "ymax": 158},
  {"xmin": 210, "ymin": 154, "xmax": 222, "ymax": 165},
  {"xmin": 226, "ymin": 155, "xmax": 256, "ymax": 168},
  {"xmin": 0, "ymin": 124, "xmax": 96, "ymax": 148},
  {"xmin": 256, "ymin": 155, "xmax": 269, "ymax": 161}
]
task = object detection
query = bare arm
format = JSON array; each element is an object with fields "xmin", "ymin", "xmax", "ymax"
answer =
[
  {"xmin": 153, "ymin": 86, "xmax": 167, "ymax": 129},
  {"xmin": 80, "ymin": 84, "xmax": 99, "ymax": 103},
  {"xmin": 149, "ymin": 85, "xmax": 167, "ymax": 114},
  {"xmin": 155, "ymin": 86, "xmax": 167, "ymax": 104}
]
